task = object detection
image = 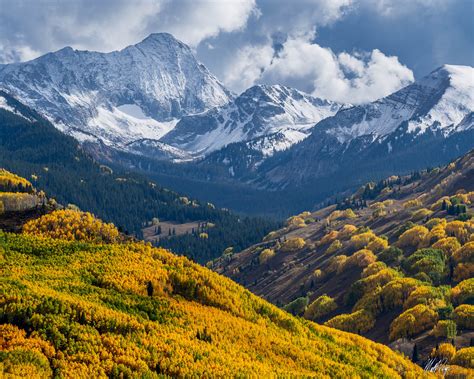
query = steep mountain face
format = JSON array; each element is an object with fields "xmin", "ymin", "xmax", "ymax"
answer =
[
  {"xmin": 162, "ymin": 84, "xmax": 341, "ymax": 157},
  {"xmin": 0, "ymin": 33, "xmax": 232, "ymax": 150},
  {"xmin": 259, "ymin": 65, "xmax": 474, "ymax": 190}
]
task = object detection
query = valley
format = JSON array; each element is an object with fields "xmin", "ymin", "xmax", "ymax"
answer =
[
  {"xmin": 142, "ymin": 220, "xmax": 209, "ymax": 242},
  {"xmin": 0, "ymin": 20, "xmax": 472, "ymax": 378},
  {"xmin": 0, "ymin": 169, "xmax": 434, "ymax": 377}
]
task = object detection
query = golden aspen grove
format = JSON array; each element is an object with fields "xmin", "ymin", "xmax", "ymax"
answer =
[
  {"xmin": 213, "ymin": 152, "xmax": 474, "ymax": 376},
  {"xmin": 0, "ymin": 5, "xmax": 473, "ymax": 377},
  {"xmin": 0, "ymin": 169, "xmax": 430, "ymax": 377}
]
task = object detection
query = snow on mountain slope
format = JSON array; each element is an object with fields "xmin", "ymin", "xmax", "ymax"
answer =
[
  {"xmin": 256, "ymin": 65, "xmax": 474, "ymax": 190},
  {"xmin": 406, "ymin": 65, "xmax": 474, "ymax": 134},
  {"xmin": 162, "ymin": 84, "xmax": 342, "ymax": 156},
  {"xmin": 124, "ymin": 139, "xmax": 193, "ymax": 162},
  {"xmin": 325, "ymin": 65, "xmax": 474, "ymax": 144},
  {"xmin": 0, "ymin": 91, "xmax": 36, "ymax": 122},
  {"xmin": 0, "ymin": 33, "xmax": 232, "ymax": 152}
]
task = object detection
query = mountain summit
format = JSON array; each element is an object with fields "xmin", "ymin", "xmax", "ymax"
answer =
[
  {"xmin": 257, "ymin": 64, "xmax": 474, "ymax": 191},
  {"xmin": 161, "ymin": 84, "xmax": 342, "ymax": 156},
  {"xmin": 0, "ymin": 33, "xmax": 232, "ymax": 147},
  {"xmin": 323, "ymin": 64, "xmax": 474, "ymax": 144}
]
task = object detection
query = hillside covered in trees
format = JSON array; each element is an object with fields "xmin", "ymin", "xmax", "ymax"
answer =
[
  {"xmin": 0, "ymin": 172, "xmax": 431, "ymax": 377},
  {"xmin": 0, "ymin": 92, "xmax": 279, "ymax": 263},
  {"xmin": 213, "ymin": 151, "xmax": 474, "ymax": 372}
]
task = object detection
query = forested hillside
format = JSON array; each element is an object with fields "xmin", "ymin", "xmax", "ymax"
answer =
[
  {"xmin": 0, "ymin": 173, "xmax": 430, "ymax": 377},
  {"xmin": 0, "ymin": 92, "xmax": 279, "ymax": 263},
  {"xmin": 213, "ymin": 151, "xmax": 474, "ymax": 371}
]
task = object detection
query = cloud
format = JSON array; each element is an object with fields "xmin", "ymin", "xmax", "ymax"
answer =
[
  {"xmin": 223, "ymin": 44, "xmax": 274, "ymax": 93},
  {"xmin": 227, "ymin": 35, "xmax": 414, "ymax": 103},
  {"xmin": 0, "ymin": 0, "xmax": 467, "ymax": 103},
  {"xmin": 155, "ymin": 0, "xmax": 258, "ymax": 47},
  {"xmin": 366, "ymin": 0, "xmax": 452, "ymax": 17},
  {"xmin": 0, "ymin": 0, "xmax": 163, "ymax": 62},
  {"xmin": 253, "ymin": 0, "xmax": 353, "ymax": 41},
  {"xmin": 0, "ymin": 0, "xmax": 257, "ymax": 63}
]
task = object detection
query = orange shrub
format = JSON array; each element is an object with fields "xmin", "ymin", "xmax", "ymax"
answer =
[
  {"xmin": 421, "ymin": 224, "xmax": 447, "ymax": 246},
  {"xmin": 452, "ymin": 242, "xmax": 474, "ymax": 264},
  {"xmin": 326, "ymin": 240, "xmax": 342, "ymax": 254},
  {"xmin": 346, "ymin": 249, "xmax": 377, "ymax": 269},
  {"xmin": 446, "ymin": 221, "xmax": 469, "ymax": 244},
  {"xmin": 452, "ymin": 347, "xmax": 474, "ymax": 369},
  {"xmin": 453, "ymin": 304, "xmax": 474, "ymax": 329},
  {"xmin": 403, "ymin": 285, "xmax": 446, "ymax": 310},
  {"xmin": 350, "ymin": 231, "xmax": 376, "ymax": 250},
  {"xmin": 325, "ymin": 310, "xmax": 375, "ymax": 334},
  {"xmin": 367, "ymin": 237, "xmax": 389, "ymax": 253},
  {"xmin": 259, "ymin": 249, "xmax": 275, "ymax": 264},
  {"xmin": 397, "ymin": 226, "xmax": 429, "ymax": 249},
  {"xmin": 403, "ymin": 199, "xmax": 422, "ymax": 208},
  {"xmin": 280, "ymin": 237, "xmax": 306, "ymax": 252},
  {"xmin": 339, "ymin": 224, "xmax": 357, "ymax": 239},
  {"xmin": 327, "ymin": 255, "xmax": 348, "ymax": 274},
  {"xmin": 432, "ymin": 237, "xmax": 461, "ymax": 257},
  {"xmin": 320, "ymin": 230, "xmax": 339, "ymax": 245},
  {"xmin": 389, "ymin": 304, "xmax": 438, "ymax": 341},
  {"xmin": 453, "ymin": 263, "xmax": 474, "ymax": 282},
  {"xmin": 411, "ymin": 208, "xmax": 433, "ymax": 221},
  {"xmin": 431, "ymin": 343, "xmax": 456, "ymax": 362},
  {"xmin": 304, "ymin": 295, "xmax": 337, "ymax": 321},
  {"xmin": 361, "ymin": 262, "xmax": 387, "ymax": 278},
  {"xmin": 451, "ymin": 278, "xmax": 474, "ymax": 305},
  {"xmin": 23, "ymin": 209, "xmax": 120, "ymax": 243},
  {"xmin": 286, "ymin": 216, "xmax": 306, "ymax": 229},
  {"xmin": 426, "ymin": 218, "xmax": 447, "ymax": 230}
]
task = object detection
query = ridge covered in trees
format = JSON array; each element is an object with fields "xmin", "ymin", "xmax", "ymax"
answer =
[
  {"xmin": 0, "ymin": 172, "xmax": 427, "ymax": 377},
  {"xmin": 213, "ymin": 151, "xmax": 474, "ymax": 373},
  {"xmin": 0, "ymin": 93, "xmax": 279, "ymax": 263}
]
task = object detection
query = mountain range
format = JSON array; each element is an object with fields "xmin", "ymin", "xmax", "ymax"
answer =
[
  {"xmin": 1, "ymin": 31, "xmax": 473, "ymax": 377},
  {"xmin": 257, "ymin": 64, "xmax": 474, "ymax": 189},
  {"xmin": 0, "ymin": 33, "xmax": 231, "ymax": 151},
  {"xmin": 0, "ymin": 33, "xmax": 473, "ymax": 216}
]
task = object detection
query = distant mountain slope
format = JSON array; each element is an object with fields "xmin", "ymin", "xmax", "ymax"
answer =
[
  {"xmin": 213, "ymin": 150, "xmax": 474, "ymax": 368},
  {"xmin": 0, "ymin": 91, "xmax": 279, "ymax": 263},
  {"xmin": 259, "ymin": 65, "xmax": 474, "ymax": 189},
  {"xmin": 0, "ymin": 33, "xmax": 232, "ymax": 150},
  {"xmin": 162, "ymin": 84, "xmax": 342, "ymax": 157},
  {"xmin": 119, "ymin": 65, "xmax": 473, "ymax": 218},
  {"xmin": 0, "ymin": 178, "xmax": 429, "ymax": 377}
]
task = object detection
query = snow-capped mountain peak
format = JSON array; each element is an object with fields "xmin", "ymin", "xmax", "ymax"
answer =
[
  {"xmin": 0, "ymin": 33, "xmax": 232, "ymax": 151},
  {"xmin": 325, "ymin": 64, "xmax": 474, "ymax": 143},
  {"xmin": 161, "ymin": 84, "xmax": 343, "ymax": 156},
  {"xmin": 253, "ymin": 65, "xmax": 474, "ymax": 191}
]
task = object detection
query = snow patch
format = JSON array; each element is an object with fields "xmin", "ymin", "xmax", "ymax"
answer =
[
  {"xmin": 0, "ymin": 95, "xmax": 34, "ymax": 122},
  {"xmin": 84, "ymin": 106, "xmax": 178, "ymax": 147},
  {"xmin": 117, "ymin": 104, "xmax": 149, "ymax": 120},
  {"xmin": 165, "ymin": 84, "xmax": 341, "ymax": 156}
]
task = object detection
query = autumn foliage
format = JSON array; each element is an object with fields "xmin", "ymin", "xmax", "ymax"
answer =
[
  {"xmin": 23, "ymin": 209, "xmax": 121, "ymax": 243},
  {"xmin": 0, "ymin": 231, "xmax": 426, "ymax": 377}
]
